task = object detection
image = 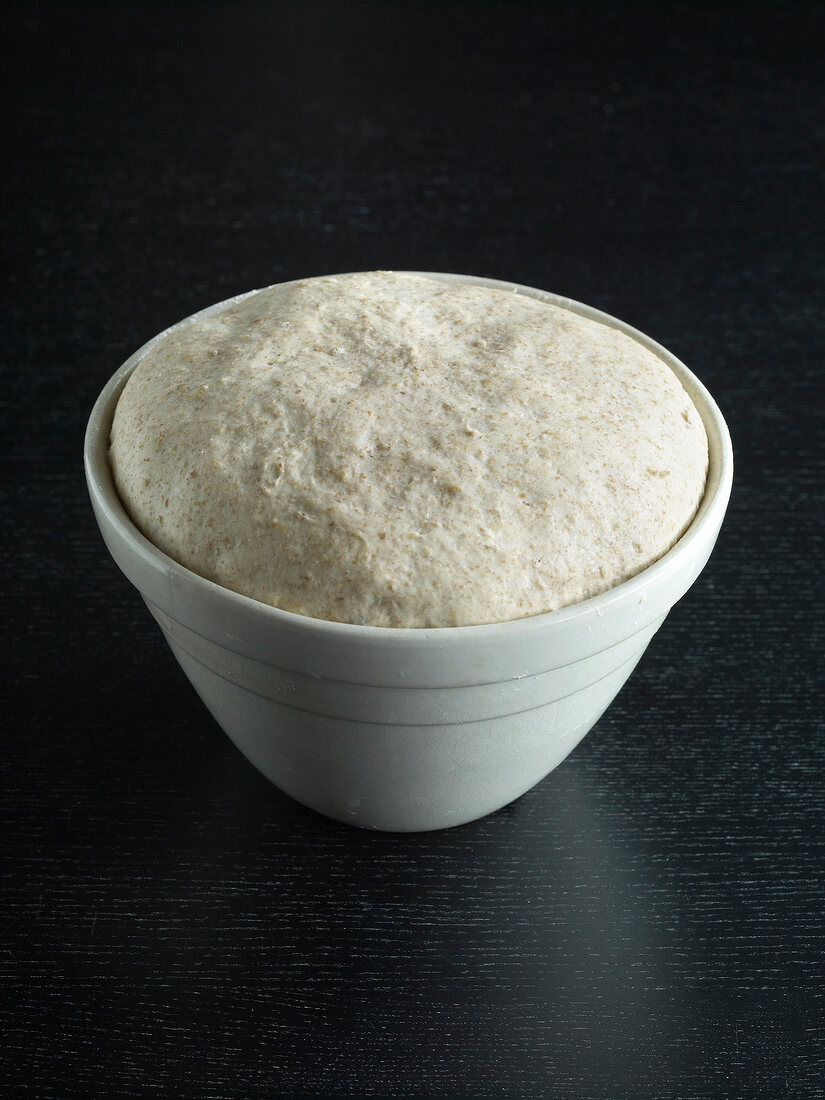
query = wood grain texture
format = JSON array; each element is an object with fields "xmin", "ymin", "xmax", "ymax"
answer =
[{"xmin": 2, "ymin": 2, "xmax": 823, "ymax": 1095}]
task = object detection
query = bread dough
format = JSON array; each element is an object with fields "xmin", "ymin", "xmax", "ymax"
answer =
[{"xmin": 110, "ymin": 271, "xmax": 708, "ymax": 627}]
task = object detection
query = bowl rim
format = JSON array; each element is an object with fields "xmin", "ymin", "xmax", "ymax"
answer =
[{"xmin": 85, "ymin": 271, "xmax": 733, "ymax": 651}]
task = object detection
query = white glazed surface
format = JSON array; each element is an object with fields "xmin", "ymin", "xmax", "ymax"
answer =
[{"xmin": 85, "ymin": 273, "xmax": 733, "ymax": 831}]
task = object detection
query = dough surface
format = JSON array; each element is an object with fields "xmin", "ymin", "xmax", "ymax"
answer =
[{"xmin": 110, "ymin": 271, "xmax": 708, "ymax": 627}]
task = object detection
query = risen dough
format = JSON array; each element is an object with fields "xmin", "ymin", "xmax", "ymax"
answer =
[{"xmin": 110, "ymin": 271, "xmax": 708, "ymax": 627}]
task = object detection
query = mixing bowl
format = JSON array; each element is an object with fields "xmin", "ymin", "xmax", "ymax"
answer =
[{"xmin": 85, "ymin": 274, "xmax": 733, "ymax": 831}]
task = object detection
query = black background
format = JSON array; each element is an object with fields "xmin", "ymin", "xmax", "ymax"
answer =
[{"xmin": 3, "ymin": 2, "xmax": 824, "ymax": 1096}]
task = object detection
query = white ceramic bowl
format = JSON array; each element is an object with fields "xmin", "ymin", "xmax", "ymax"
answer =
[{"xmin": 85, "ymin": 273, "xmax": 733, "ymax": 831}]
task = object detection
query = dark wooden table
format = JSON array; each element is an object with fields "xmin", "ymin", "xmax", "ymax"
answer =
[{"xmin": 3, "ymin": 2, "xmax": 823, "ymax": 1095}]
